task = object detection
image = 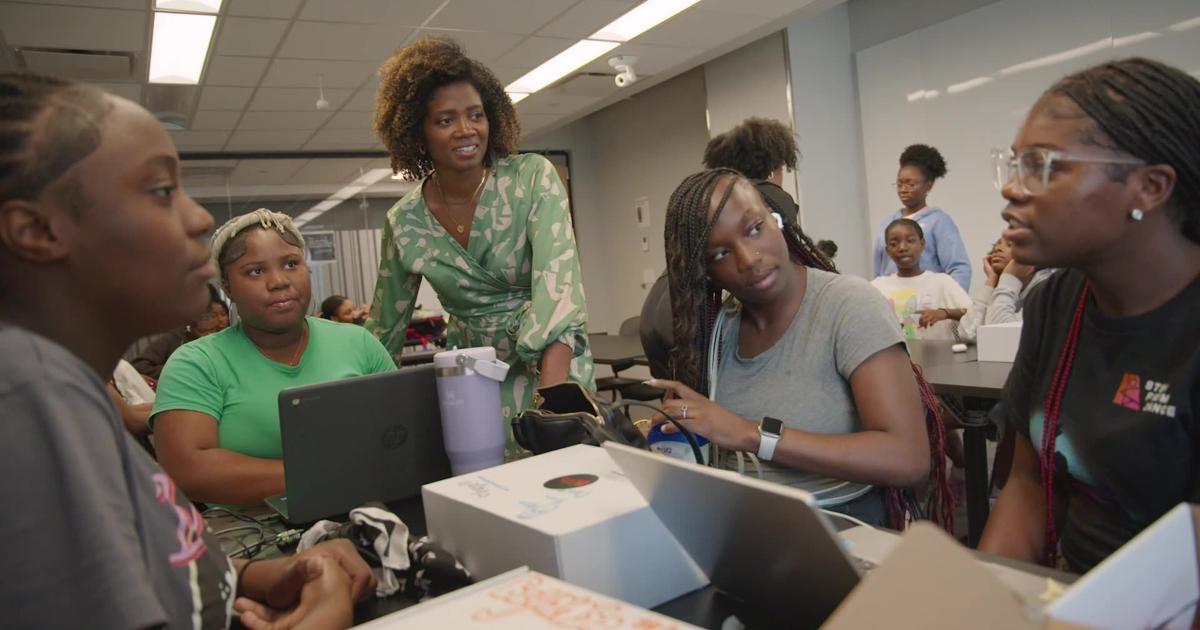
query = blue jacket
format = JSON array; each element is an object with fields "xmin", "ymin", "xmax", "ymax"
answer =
[{"xmin": 873, "ymin": 206, "xmax": 971, "ymax": 291}]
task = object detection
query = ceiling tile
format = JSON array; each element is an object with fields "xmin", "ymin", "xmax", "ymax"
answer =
[
  {"xmin": 579, "ymin": 42, "xmax": 702, "ymax": 76},
  {"xmin": 298, "ymin": 0, "xmax": 444, "ymax": 25},
  {"xmin": 198, "ymin": 86, "xmax": 254, "ymax": 110},
  {"xmin": 427, "ymin": 0, "xmax": 576, "ymax": 35},
  {"xmin": 0, "ymin": 4, "xmax": 144, "ymax": 51},
  {"xmin": 261, "ymin": 59, "xmax": 377, "ymax": 88},
  {"xmin": 238, "ymin": 111, "xmax": 333, "ymax": 130},
  {"xmin": 417, "ymin": 30, "xmax": 525, "ymax": 62},
  {"xmin": 696, "ymin": 0, "xmax": 815, "ymax": 19},
  {"xmin": 169, "ymin": 130, "xmax": 231, "ymax": 148},
  {"xmin": 191, "ymin": 110, "xmax": 242, "ymax": 130},
  {"xmin": 226, "ymin": 0, "xmax": 302, "ymax": 19},
  {"xmin": 229, "ymin": 159, "xmax": 306, "ymax": 185},
  {"xmin": 517, "ymin": 113, "xmax": 561, "ymax": 137},
  {"xmin": 91, "ymin": 81, "xmax": 143, "ymax": 102},
  {"xmin": 489, "ymin": 65, "xmax": 533, "ymax": 85},
  {"xmin": 28, "ymin": 0, "xmax": 144, "ymax": 9},
  {"xmin": 290, "ymin": 158, "xmax": 376, "ymax": 185},
  {"xmin": 324, "ymin": 110, "xmax": 375, "ymax": 129},
  {"xmin": 632, "ymin": 9, "xmax": 770, "ymax": 48},
  {"xmin": 204, "ymin": 55, "xmax": 270, "ymax": 86},
  {"xmin": 305, "ymin": 128, "xmax": 378, "ymax": 148},
  {"xmin": 226, "ymin": 129, "xmax": 314, "ymax": 149},
  {"xmin": 277, "ymin": 22, "xmax": 411, "ymax": 62},
  {"xmin": 215, "ymin": 17, "xmax": 290, "ymax": 57},
  {"xmin": 517, "ymin": 90, "xmax": 603, "ymax": 116},
  {"xmin": 536, "ymin": 0, "xmax": 635, "ymax": 39},
  {"xmin": 341, "ymin": 87, "xmax": 378, "ymax": 112},
  {"xmin": 496, "ymin": 36, "xmax": 575, "ymax": 69},
  {"xmin": 249, "ymin": 87, "xmax": 353, "ymax": 111}
]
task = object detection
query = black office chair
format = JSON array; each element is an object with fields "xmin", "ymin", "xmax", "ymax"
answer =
[{"xmin": 595, "ymin": 316, "xmax": 665, "ymax": 402}]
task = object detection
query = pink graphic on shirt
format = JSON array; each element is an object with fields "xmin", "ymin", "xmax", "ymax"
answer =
[
  {"xmin": 153, "ymin": 473, "xmax": 208, "ymax": 567},
  {"xmin": 1112, "ymin": 372, "xmax": 1141, "ymax": 412}
]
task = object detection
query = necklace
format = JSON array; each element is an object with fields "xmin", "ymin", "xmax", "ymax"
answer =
[
  {"xmin": 286, "ymin": 321, "xmax": 308, "ymax": 366},
  {"xmin": 433, "ymin": 168, "xmax": 489, "ymax": 234}
]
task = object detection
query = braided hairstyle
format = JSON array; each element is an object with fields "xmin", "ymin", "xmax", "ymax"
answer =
[
  {"xmin": 702, "ymin": 117, "xmax": 799, "ymax": 181},
  {"xmin": 899, "ymin": 144, "xmax": 948, "ymax": 182},
  {"xmin": 374, "ymin": 37, "xmax": 520, "ymax": 180},
  {"xmin": 0, "ymin": 73, "xmax": 113, "ymax": 211},
  {"xmin": 663, "ymin": 168, "xmax": 953, "ymax": 531},
  {"xmin": 1040, "ymin": 57, "xmax": 1200, "ymax": 244}
]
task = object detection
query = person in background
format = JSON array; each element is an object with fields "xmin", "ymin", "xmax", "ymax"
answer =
[
  {"xmin": 152, "ymin": 209, "xmax": 395, "ymax": 506},
  {"xmin": 319, "ymin": 294, "xmax": 367, "ymax": 324},
  {"xmin": 649, "ymin": 169, "xmax": 952, "ymax": 528},
  {"xmin": 0, "ymin": 73, "xmax": 372, "ymax": 630},
  {"xmin": 816, "ymin": 239, "xmax": 838, "ymax": 260},
  {"xmin": 638, "ymin": 272, "xmax": 673, "ymax": 379},
  {"xmin": 873, "ymin": 144, "xmax": 971, "ymax": 291},
  {"xmin": 979, "ymin": 58, "xmax": 1200, "ymax": 573},
  {"xmin": 871, "ymin": 218, "xmax": 971, "ymax": 341},
  {"xmin": 131, "ymin": 283, "xmax": 229, "ymax": 380},
  {"xmin": 702, "ymin": 116, "xmax": 801, "ymax": 226},
  {"xmin": 367, "ymin": 37, "xmax": 594, "ymax": 452},
  {"xmin": 956, "ymin": 235, "xmax": 1056, "ymax": 342}
]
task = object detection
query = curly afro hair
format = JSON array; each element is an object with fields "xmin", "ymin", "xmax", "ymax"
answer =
[
  {"xmin": 899, "ymin": 144, "xmax": 947, "ymax": 181},
  {"xmin": 374, "ymin": 37, "xmax": 520, "ymax": 179},
  {"xmin": 702, "ymin": 117, "xmax": 798, "ymax": 180}
]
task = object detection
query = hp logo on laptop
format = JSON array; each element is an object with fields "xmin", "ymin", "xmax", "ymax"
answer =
[{"xmin": 381, "ymin": 424, "xmax": 409, "ymax": 450}]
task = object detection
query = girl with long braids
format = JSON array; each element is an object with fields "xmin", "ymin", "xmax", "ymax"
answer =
[
  {"xmin": 979, "ymin": 58, "xmax": 1200, "ymax": 573},
  {"xmin": 367, "ymin": 38, "xmax": 593, "ymax": 455},
  {"xmin": 649, "ymin": 169, "xmax": 952, "ymax": 528}
]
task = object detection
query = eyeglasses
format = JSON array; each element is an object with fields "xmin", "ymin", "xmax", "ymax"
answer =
[
  {"xmin": 891, "ymin": 180, "xmax": 923, "ymax": 191},
  {"xmin": 991, "ymin": 146, "xmax": 1144, "ymax": 196}
]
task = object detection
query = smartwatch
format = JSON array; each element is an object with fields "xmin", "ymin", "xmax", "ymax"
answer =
[{"xmin": 757, "ymin": 416, "xmax": 784, "ymax": 462}]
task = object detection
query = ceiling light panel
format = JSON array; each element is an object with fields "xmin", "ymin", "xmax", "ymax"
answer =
[
  {"xmin": 155, "ymin": 0, "xmax": 223, "ymax": 13},
  {"xmin": 149, "ymin": 12, "xmax": 217, "ymax": 84},
  {"xmin": 506, "ymin": 39, "xmax": 619, "ymax": 94},
  {"xmin": 589, "ymin": 0, "xmax": 701, "ymax": 42}
]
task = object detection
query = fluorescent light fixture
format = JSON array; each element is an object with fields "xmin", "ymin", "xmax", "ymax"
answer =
[
  {"xmin": 508, "ymin": 92, "xmax": 530, "ymax": 104},
  {"xmin": 295, "ymin": 168, "xmax": 394, "ymax": 229},
  {"xmin": 590, "ymin": 0, "xmax": 702, "ymax": 42},
  {"xmin": 1169, "ymin": 16, "xmax": 1200, "ymax": 32},
  {"xmin": 947, "ymin": 76, "xmax": 993, "ymax": 95},
  {"xmin": 155, "ymin": 0, "xmax": 222, "ymax": 13},
  {"xmin": 1113, "ymin": 31, "xmax": 1161, "ymax": 47},
  {"xmin": 148, "ymin": 12, "xmax": 217, "ymax": 84},
  {"xmin": 923, "ymin": 89, "xmax": 940, "ymax": 100},
  {"xmin": 999, "ymin": 38, "xmax": 1112, "ymax": 76},
  {"xmin": 906, "ymin": 90, "xmax": 925, "ymax": 102},
  {"xmin": 506, "ymin": 40, "xmax": 619, "ymax": 94}
]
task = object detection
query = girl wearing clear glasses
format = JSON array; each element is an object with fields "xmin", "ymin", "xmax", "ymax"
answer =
[
  {"xmin": 872, "ymin": 144, "xmax": 972, "ymax": 291},
  {"xmin": 978, "ymin": 58, "xmax": 1200, "ymax": 574}
]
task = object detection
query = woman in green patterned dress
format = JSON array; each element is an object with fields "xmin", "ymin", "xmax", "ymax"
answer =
[{"xmin": 367, "ymin": 37, "xmax": 595, "ymax": 451}]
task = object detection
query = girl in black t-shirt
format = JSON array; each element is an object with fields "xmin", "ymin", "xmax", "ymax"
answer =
[{"xmin": 979, "ymin": 58, "xmax": 1200, "ymax": 573}]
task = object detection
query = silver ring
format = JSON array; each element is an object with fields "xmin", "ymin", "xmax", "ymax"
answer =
[{"xmin": 680, "ymin": 405, "xmax": 688, "ymax": 420}]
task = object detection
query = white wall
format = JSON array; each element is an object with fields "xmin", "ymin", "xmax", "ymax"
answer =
[
  {"xmin": 523, "ymin": 69, "xmax": 711, "ymax": 335},
  {"xmin": 855, "ymin": 0, "xmax": 1200, "ymax": 292},
  {"xmin": 703, "ymin": 31, "xmax": 798, "ymax": 201},
  {"xmin": 785, "ymin": 3, "xmax": 872, "ymax": 276}
]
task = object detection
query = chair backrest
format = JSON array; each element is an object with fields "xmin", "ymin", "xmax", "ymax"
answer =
[{"xmin": 618, "ymin": 315, "xmax": 640, "ymax": 336}]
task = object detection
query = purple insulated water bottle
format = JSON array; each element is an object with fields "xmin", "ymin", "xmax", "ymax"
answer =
[{"xmin": 433, "ymin": 347, "xmax": 510, "ymax": 475}]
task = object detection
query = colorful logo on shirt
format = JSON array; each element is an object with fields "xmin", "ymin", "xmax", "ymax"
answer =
[
  {"xmin": 1112, "ymin": 373, "xmax": 1177, "ymax": 418},
  {"xmin": 153, "ymin": 473, "xmax": 208, "ymax": 567}
]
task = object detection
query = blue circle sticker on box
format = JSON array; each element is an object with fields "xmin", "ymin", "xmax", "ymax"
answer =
[{"xmin": 647, "ymin": 424, "xmax": 709, "ymax": 464}]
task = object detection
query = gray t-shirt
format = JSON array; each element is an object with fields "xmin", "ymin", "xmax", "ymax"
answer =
[
  {"xmin": 0, "ymin": 325, "xmax": 234, "ymax": 629},
  {"xmin": 714, "ymin": 268, "xmax": 905, "ymax": 504}
]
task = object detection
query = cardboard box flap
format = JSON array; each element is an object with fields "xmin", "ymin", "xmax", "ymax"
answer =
[
  {"xmin": 822, "ymin": 523, "xmax": 1035, "ymax": 629},
  {"xmin": 1046, "ymin": 503, "xmax": 1200, "ymax": 630}
]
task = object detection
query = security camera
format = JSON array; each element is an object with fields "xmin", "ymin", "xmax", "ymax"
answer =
[
  {"xmin": 608, "ymin": 55, "xmax": 638, "ymax": 88},
  {"xmin": 315, "ymin": 96, "xmax": 330, "ymax": 111}
]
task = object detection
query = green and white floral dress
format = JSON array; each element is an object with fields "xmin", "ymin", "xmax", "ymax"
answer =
[{"xmin": 366, "ymin": 153, "xmax": 595, "ymax": 453}]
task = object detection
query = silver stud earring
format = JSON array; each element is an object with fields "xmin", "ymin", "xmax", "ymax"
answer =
[{"xmin": 1130, "ymin": 208, "xmax": 1144, "ymax": 221}]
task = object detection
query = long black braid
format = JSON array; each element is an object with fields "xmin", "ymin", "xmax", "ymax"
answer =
[
  {"xmin": 664, "ymin": 168, "xmax": 953, "ymax": 532},
  {"xmin": 1043, "ymin": 57, "xmax": 1200, "ymax": 243}
]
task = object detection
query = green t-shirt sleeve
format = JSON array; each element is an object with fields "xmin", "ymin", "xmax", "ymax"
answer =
[
  {"xmin": 359, "ymin": 326, "xmax": 397, "ymax": 373},
  {"xmin": 150, "ymin": 342, "xmax": 223, "ymax": 428}
]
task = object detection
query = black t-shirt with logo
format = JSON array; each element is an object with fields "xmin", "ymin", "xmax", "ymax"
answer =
[{"xmin": 1003, "ymin": 268, "xmax": 1199, "ymax": 572}]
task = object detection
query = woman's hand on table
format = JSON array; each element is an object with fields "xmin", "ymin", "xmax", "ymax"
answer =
[{"xmin": 235, "ymin": 555, "xmax": 353, "ymax": 630}]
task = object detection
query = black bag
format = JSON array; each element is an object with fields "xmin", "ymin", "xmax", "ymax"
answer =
[{"xmin": 511, "ymin": 382, "xmax": 648, "ymax": 454}]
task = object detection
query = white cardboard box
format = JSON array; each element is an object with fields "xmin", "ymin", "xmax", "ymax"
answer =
[
  {"xmin": 977, "ymin": 321, "xmax": 1023, "ymax": 362},
  {"xmin": 355, "ymin": 567, "xmax": 704, "ymax": 629},
  {"xmin": 823, "ymin": 503, "xmax": 1200, "ymax": 629},
  {"xmin": 421, "ymin": 444, "xmax": 708, "ymax": 609}
]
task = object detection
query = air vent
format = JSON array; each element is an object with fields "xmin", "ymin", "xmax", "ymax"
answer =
[{"xmin": 17, "ymin": 47, "xmax": 135, "ymax": 81}]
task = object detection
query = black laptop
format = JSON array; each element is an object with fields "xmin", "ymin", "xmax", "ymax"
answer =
[{"xmin": 266, "ymin": 364, "xmax": 452, "ymax": 524}]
